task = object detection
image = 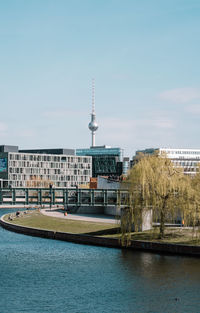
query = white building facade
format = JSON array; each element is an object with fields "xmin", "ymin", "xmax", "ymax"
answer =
[
  {"xmin": 134, "ymin": 148, "xmax": 200, "ymax": 175},
  {"xmin": 159, "ymin": 148, "xmax": 200, "ymax": 175},
  {"xmin": 0, "ymin": 146, "xmax": 92, "ymax": 188}
]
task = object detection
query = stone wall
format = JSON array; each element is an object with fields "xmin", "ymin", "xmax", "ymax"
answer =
[{"xmin": 1, "ymin": 215, "xmax": 200, "ymax": 256}]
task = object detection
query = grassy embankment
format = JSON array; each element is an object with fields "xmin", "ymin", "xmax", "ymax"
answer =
[
  {"xmin": 3, "ymin": 210, "xmax": 119, "ymax": 235},
  {"xmin": 104, "ymin": 227, "xmax": 200, "ymax": 246},
  {"xmin": 3, "ymin": 210, "xmax": 200, "ymax": 245}
]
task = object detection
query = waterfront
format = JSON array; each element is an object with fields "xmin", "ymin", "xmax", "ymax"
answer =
[{"xmin": 0, "ymin": 209, "xmax": 200, "ymax": 313}]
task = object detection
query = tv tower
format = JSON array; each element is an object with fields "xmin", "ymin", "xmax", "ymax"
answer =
[{"xmin": 88, "ymin": 79, "xmax": 98, "ymax": 147}]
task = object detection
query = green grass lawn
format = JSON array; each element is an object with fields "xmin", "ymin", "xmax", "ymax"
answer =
[
  {"xmin": 103, "ymin": 227, "xmax": 200, "ymax": 245},
  {"xmin": 3, "ymin": 210, "xmax": 200, "ymax": 246},
  {"xmin": 4, "ymin": 210, "xmax": 119, "ymax": 234}
]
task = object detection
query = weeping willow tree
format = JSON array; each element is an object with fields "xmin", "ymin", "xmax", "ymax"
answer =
[
  {"xmin": 183, "ymin": 169, "xmax": 200, "ymax": 233},
  {"xmin": 121, "ymin": 153, "xmax": 191, "ymax": 241}
]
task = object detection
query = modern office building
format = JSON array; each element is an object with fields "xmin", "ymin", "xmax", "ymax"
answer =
[
  {"xmin": 76, "ymin": 145, "xmax": 124, "ymax": 177},
  {"xmin": 132, "ymin": 148, "xmax": 200, "ymax": 175},
  {"xmin": 122, "ymin": 157, "xmax": 130, "ymax": 175},
  {"xmin": 0, "ymin": 145, "xmax": 92, "ymax": 188}
]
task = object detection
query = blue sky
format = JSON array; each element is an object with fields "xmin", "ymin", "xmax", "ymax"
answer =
[{"xmin": 0, "ymin": 0, "xmax": 200, "ymax": 157}]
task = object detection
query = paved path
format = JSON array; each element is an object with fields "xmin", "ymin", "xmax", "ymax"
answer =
[
  {"xmin": 0, "ymin": 205, "xmax": 34, "ymax": 209},
  {"xmin": 41, "ymin": 209, "xmax": 119, "ymax": 224}
]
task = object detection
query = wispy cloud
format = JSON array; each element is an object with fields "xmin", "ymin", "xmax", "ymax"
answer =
[
  {"xmin": 185, "ymin": 104, "xmax": 200, "ymax": 115},
  {"xmin": 0, "ymin": 123, "xmax": 36, "ymax": 142},
  {"xmin": 152, "ymin": 118, "xmax": 174, "ymax": 129},
  {"xmin": 16, "ymin": 129, "xmax": 37, "ymax": 138},
  {"xmin": 0, "ymin": 122, "xmax": 8, "ymax": 138},
  {"xmin": 159, "ymin": 88, "xmax": 200, "ymax": 103},
  {"xmin": 99, "ymin": 116, "xmax": 175, "ymax": 144},
  {"xmin": 102, "ymin": 116, "xmax": 174, "ymax": 131},
  {"xmin": 0, "ymin": 122, "xmax": 8, "ymax": 133}
]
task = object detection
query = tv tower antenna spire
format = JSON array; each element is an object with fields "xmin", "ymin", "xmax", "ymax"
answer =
[
  {"xmin": 88, "ymin": 79, "xmax": 98, "ymax": 147},
  {"xmin": 92, "ymin": 78, "xmax": 95, "ymax": 114}
]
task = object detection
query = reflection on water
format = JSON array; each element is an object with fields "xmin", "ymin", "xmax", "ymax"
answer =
[
  {"xmin": 119, "ymin": 249, "xmax": 200, "ymax": 312},
  {"xmin": 0, "ymin": 208, "xmax": 200, "ymax": 313},
  {"xmin": 121, "ymin": 249, "xmax": 200, "ymax": 281}
]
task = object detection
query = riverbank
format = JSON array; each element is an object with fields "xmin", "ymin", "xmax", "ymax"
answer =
[
  {"xmin": 1, "ymin": 210, "xmax": 200, "ymax": 256},
  {"xmin": 3, "ymin": 210, "xmax": 119, "ymax": 234}
]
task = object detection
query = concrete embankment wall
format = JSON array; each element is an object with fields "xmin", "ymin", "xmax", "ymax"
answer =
[
  {"xmin": 104, "ymin": 206, "xmax": 121, "ymax": 216},
  {"xmin": 0, "ymin": 216, "xmax": 120, "ymax": 248},
  {"xmin": 1, "ymin": 216, "xmax": 200, "ymax": 256}
]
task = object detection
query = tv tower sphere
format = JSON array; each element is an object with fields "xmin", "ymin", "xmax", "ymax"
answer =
[{"xmin": 88, "ymin": 115, "xmax": 98, "ymax": 132}]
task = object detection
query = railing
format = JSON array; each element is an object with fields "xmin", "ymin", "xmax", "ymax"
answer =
[{"xmin": 0, "ymin": 188, "xmax": 129, "ymax": 207}]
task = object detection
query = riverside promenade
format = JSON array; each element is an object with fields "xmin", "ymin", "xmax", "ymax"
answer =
[
  {"xmin": 41, "ymin": 208, "xmax": 118, "ymax": 224},
  {"xmin": 1, "ymin": 208, "xmax": 200, "ymax": 256}
]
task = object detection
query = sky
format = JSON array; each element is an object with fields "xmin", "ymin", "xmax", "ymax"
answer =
[{"xmin": 0, "ymin": 0, "xmax": 200, "ymax": 157}]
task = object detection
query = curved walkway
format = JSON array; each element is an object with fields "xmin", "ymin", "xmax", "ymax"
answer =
[{"xmin": 41, "ymin": 209, "xmax": 118, "ymax": 224}]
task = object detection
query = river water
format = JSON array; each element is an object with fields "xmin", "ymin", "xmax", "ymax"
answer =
[{"xmin": 0, "ymin": 208, "xmax": 200, "ymax": 313}]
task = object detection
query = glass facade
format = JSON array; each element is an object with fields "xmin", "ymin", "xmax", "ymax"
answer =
[
  {"xmin": 76, "ymin": 147, "xmax": 123, "ymax": 160},
  {"xmin": 76, "ymin": 147, "xmax": 124, "ymax": 177},
  {"xmin": 0, "ymin": 158, "xmax": 7, "ymax": 173}
]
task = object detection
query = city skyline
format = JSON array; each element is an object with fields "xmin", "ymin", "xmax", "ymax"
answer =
[{"xmin": 0, "ymin": 1, "xmax": 200, "ymax": 157}]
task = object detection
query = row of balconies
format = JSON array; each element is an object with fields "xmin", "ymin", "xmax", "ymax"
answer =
[
  {"xmin": 8, "ymin": 161, "xmax": 91, "ymax": 169},
  {"xmin": 8, "ymin": 174, "xmax": 90, "ymax": 182},
  {"xmin": 9, "ymin": 167, "xmax": 91, "ymax": 176},
  {"xmin": 9, "ymin": 154, "xmax": 91, "ymax": 163}
]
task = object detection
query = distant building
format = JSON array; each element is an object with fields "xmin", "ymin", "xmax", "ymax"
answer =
[
  {"xmin": 0, "ymin": 145, "xmax": 92, "ymax": 188},
  {"xmin": 132, "ymin": 148, "xmax": 200, "ymax": 174},
  {"xmin": 122, "ymin": 157, "xmax": 130, "ymax": 175},
  {"xmin": 76, "ymin": 145, "xmax": 124, "ymax": 178},
  {"xmin": 19, "ymin": 148, "xmax": 75, "ymax": 155}
]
